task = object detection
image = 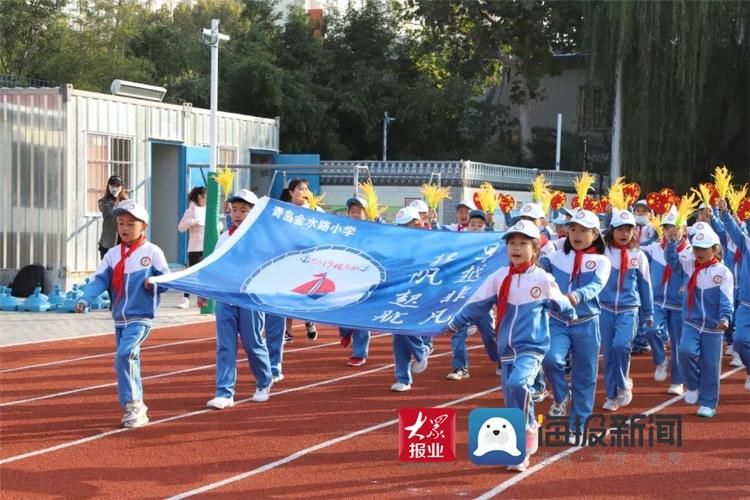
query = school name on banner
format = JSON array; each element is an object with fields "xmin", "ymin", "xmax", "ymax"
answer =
[{"xmin": 152, "ymin": 197, "xmax": 508, "ymax": 335}]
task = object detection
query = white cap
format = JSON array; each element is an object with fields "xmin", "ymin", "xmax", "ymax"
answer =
[
  {"xmin": 691, "ymin": 227, "xmax": 720, "ymax": 248},
  {"xmin": 393, "ymin": 206, "xmax": 421, "ymax": 225},
  {"xmin": 519, "ymin": 202, "xmax": 545, "ymax": 219},
  {"xmin": 569, "ymin": 209, "xmax": 600, "ymax": 229},
  {"xmin": 689, "ymin": 221, "xmax": 710, "ymax": 237},
  {"xmin": 634, "ymin": 199, "xmax": 651, "ymax": 210},
  {"xmin": 661, "ymin": 206, "xmax": 681, "ymax": 226},
  {"xmin": 610, "ymin": 209, "xmax": 636, "ymax": 228},
  {"xmin": 227, "ymin": 189, "xmax": 258, "ymax": 205},
  {"xmin": 503, "ymin": 220, "xmax": 541, "ymax": 240},
  {"xmin": 346, "ymin": 196, "xmax": 368, "ymax": 209},
  {"xmin": 697, "ymin": 203, "xmax": 709, "ymax": 210},
  {"xmin": 409, "ymin": 199, "xmax": 429, "ymax": 213},
  {"xmin": 456, "ymin": 199, "xmax": 476, "ymax": 210},
  {"xmin": 553, "ymin": 214, "xmax": 568, "ymax": 225},
  {"xmin": 113, "ymin": 200, "xmax": 149, "ymax": 224}
]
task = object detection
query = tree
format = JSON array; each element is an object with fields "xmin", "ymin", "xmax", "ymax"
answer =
[
  {"xmin": 403, "ymin": 0, "xmax": 583, "ymax": 164},
  {"xmin": 584, "ymin": 1, "xmax": 750, "ymax": 190},
  {"xmin": 0, "ymin": 0, "xmax": 66, "ymax": 78}
]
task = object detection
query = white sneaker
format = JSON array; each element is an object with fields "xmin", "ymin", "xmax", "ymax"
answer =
[
  {"xmin": 251, "ymin": 386, "xmax": 271, "ymax": 402},
  {"xmin": 744, "ymin": 376, "xmax": 750, "ymax": 392},
  {"xmin": 410, "ymin": 356, "xmax": 428, "ymax": 374},
  {"xmin": 730, "ymin": 353, "xmax": 744, "ymax": 367},
  {"xmin": 121, "ymin": 401, "xmax": 148, "ymax": 426},
  {"xmin": 446, "ymin": 368, "xmax": 470, "ymax": 380},
  {"xmin": 496, "ymin": 362, "xmax": 503, "ymax": 377},
  {"xmin": 467, "ymin": 325, "xmax": 478, "ymax": 336},
  {"xmin": 548, "ymin": 392, "xmax": 570, "ymax": 417},
  {"xmin": 206, "ymin": 396, "xmax": 234, "ymax": 409},
  {"xmin": 272, "ymin": 373, "xmax": 284, "ymax": 383},
  {"xmin": 654, "ymin": 359, "xmax": 669, "ymax": 382},
  {"xmin": 602, "ymin": 398, "xmax": 619, "ymax": 411},
  {"xmin": 625, "ymin": 377, "xmax": 633, "ymax": 390},
  {"xmin": 726, "ymin": 344, "xmax": 735, "ymax": 356},
  {"xmin": 616, "ymin": 388, "xmax": 633, "ymax": 408},
  {"xmin": 390, "ymin": 382, "xmax": 412, "ymax": 392},
  {"xmin": 696, "ymin": 406, "xmax": 716, "ymax": 418},
  {"xmin": 684, "ymin": 389, "xmax": 699, "ymax": 405},
  {"xmin": 177, "ymin": 297, "xmax": 189, "ymax": 309},
  {"xmin": 667, "ymin": 384, "xmax": 684, "ymax": 395},
  {"xmin": 507, "ymin": 455, "xmax": 530, "ymax": 472}
]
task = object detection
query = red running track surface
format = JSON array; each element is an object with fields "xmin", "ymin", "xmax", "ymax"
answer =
[{"xmin": 1, "ymin": 323, "xmax": 748, "ymax": 499}]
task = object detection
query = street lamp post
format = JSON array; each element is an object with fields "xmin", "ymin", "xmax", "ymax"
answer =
[
  {"xmin": 382, "ymin": 111, "xmax": 395, "ymax": 161},
  {"xmin": 199, "ymin": 19, "xmax": 229, "ymax": 314}
]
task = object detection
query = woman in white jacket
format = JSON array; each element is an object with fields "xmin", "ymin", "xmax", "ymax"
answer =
[{"xmin": 177, "ymin": 186, "xmax": 207, "ymax": 308}]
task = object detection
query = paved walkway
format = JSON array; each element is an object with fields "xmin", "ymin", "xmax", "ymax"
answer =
[{"xmin": 0, "ymin": 291, "xmax": 214, "ymax": 347}]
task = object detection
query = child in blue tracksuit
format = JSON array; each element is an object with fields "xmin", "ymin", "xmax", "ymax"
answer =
[
  {"xmin": 717, "ymin": 200, "xmax": 750, "ymax": 392},
  {"xmin": 76, "ymin": 201, "xmax": 169, "ymax": 428},
  {"xmin": 600, "ymin": 209, "xmax": 654, "ymax": 411},
  {"xmin": 540, "ymin": 209, "xmax": 611, "ymax": 438},
  {"xmin": 666, "ymin": 224, "xmax": 733, "ymax": 417},
  {"xmin": 632, "ymin": 200, "xmax": 658, "ymax": 354},
  {"xmin": 449, "ymin": 220, "xmax": 576, "ymax": 471},
  {"xmin": 642, "ymin": 207, "xmax": 691, "ymax": 395},
  {"xmin": 446, "ymin": 210, "xmax": 499, "ymax": 381},
  {"xmin": 339, "ymin": 197, "xmax": 372, "ymax": 367},
  {"xmin": 206, "ymin": 190, "xmax": 273, "ymax": 410},
  {"xmin": 390, "ymin": 206, "xmax": 431, "ymax": 392}
]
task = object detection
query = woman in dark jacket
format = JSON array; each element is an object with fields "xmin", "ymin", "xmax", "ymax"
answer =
[{"xmin": 98, "ymin": 175, "xmax": 129, "ymax": 259}]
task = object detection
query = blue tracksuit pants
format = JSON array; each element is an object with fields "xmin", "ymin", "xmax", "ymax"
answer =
[
  {"xmin": 339, "ymin": 328, "xmax": 370, "ymax": 358},
  {"xmin": 646, "ymin": 305, "xmax": 684, "ymax": 384},
  {"xmin": 733, "ymin": 304, "xmax": 750, "ymax": 376},
  {"xmin": 114, "ymin": 322, "xmax": 152, "ymax": 408},
  {"xmin": 393, "ymin": 334, "xmax": 428, "ymax": 385},
  {"xmin": 502, "ymin": 355, "xmax": 541, "ymax": 430},
  {"xmin": 679, "ymin": 323, "xmax": 724, "ymax": 410},
  {"xmin": 450, "ymin": 314, "xmax": 498, "ymax": 369},
  {"xmin": 601, "ymin": 308, "xmax": 638, "ymax": 399},
  {"xmin": 265, "ymin": 314, "xmax": 286, "ymax": 378},
  {"xmin": 214, "ymin": 303, "xmax": 272, "ymax": 398},
  {"xmin": 543, "ymin": 317, "xmax": 601, "ymax": 432}
]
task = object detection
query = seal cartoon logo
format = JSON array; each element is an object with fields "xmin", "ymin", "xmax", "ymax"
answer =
[
  {"xmin": 468, "ymin": 408, "xmax": 526, "ymax": 466},
  {"xmin": 241, "ymin": 246, "xmax": 385, "ymax": 312}
]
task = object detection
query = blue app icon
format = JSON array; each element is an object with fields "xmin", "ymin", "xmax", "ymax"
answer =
[{"xmin": 468, "ymin": 408, "xmax": 526, "ymax": 466}]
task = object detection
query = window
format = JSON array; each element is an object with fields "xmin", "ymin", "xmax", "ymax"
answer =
[{"xmin": 86, "ymin": 134, "xmax": 133, "ymax": 214}]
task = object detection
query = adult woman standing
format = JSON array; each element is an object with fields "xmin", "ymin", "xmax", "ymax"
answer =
[
  {"xmin": 98, "ymin": 175, "xmax": 129, "ymax": 259},
  {"xmin": 177, "ymin": 186, "xmax": 208, "ymax": 309}
]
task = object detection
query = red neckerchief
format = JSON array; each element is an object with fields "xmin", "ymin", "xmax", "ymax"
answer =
[
  {"xmin": 495, "ymin": 261, "xmax": 534, "ymax": 333},
  {"xmin": 687, "ymin": 257, "xmax": 719, "ymax": 310},
  {"xmin": 611, "ymin": 242, "xmax": 630, "ymax": 290},
  {"xmin": 661, "ymin": 238, "xmax": 687, "ymax": 287},
  {"xmin": 571, "ymin": 246, "xmax": 598, "ymax": 286},
  {"xmin": 228, "ymin": 225, "xmax": 237, "ymax": 236},
  {"xmin": 112, "ymin": 236, "xmax": 146, "ymax": 304},
  {"xmin": 540, "ymin": 233, "xmax": 549, "ymax": 249}
]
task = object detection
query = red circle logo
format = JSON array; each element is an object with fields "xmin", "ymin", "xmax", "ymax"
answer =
[
  {"xmin": 630, "ymin": 258, "xmax": 639, "ymax": 267},
  {"xmin": 585, "ymin": 260, "xmax": 596, "ymax": 270},
  {"xmin": 696, "ymin": 233, "xmax": 705, "ymax": 241},
  {"xmin": 713, "ymin": 275, "xmax": 722, "ymax": 284},
  {"xmin": 140, "ymin": 257, "xmax": 151, "ymax": 267},
  {"xmin": 530, "ymin": 287, "xmax": 542, "ymax": 299}
]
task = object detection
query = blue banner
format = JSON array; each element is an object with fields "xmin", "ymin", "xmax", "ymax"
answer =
[{"xmin": 152, "ymin": 197, "xmax": 508, "ymax": 335}]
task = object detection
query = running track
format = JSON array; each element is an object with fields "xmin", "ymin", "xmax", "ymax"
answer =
[{"xmin": 1, "ymin": 322, "xmax": 748, "ymax": 498}]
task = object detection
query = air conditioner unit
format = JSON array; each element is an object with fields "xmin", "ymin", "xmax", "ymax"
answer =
[{"xmin": 110, "ymin": 79, "xmax": 167, "ymax": 102}]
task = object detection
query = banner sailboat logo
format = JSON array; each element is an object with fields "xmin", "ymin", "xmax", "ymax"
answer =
[{"xmin": 151, "ymin": 197, "xmax": 508, "ymax": 335}]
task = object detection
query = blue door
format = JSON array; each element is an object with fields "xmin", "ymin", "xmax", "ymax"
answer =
[{"xmin": 178, "ymin": 146, "xmax": 210, "ymax": 265}]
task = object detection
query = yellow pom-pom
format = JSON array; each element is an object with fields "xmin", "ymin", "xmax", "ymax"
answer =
[
  {"xmin": 215, "ymin": 166, "xmax": 235, "ymax": 197},
  {"xmin": 531, "ymin": 174, "xmax": 550, "ymax": 204},
  {"xmin": 477, "ymin": 182, "xmax": 497, "ymax": 213},
  {"xmin": 675, "ymin": 193, "xmax": 699, "ymax": 228},
  {"xmin": 728, "ymin": 184, "xmax": 748, "ymax": 213},
  {"xmin": 607, "ymin": 177, "xmax": 628, "ymax": 210},
  {"xmin": 574, "ymin": 172, "xmax": 596, "ymax": 205},
  {"xmin": 358, "ymin": 179, "xmax": 386, "ymax": 221},
  {"xmin": 712, "ymin": 165, "xmax": 732, "ymax": 200},
  {"xmin": 303, "ymin": 191, "xmax": 326, "ymax": 211},
  {"xmin": 650, "ymin": 215, "xmax": 664, "ymax": 239},
  {"xmin": 421, "ymin": 183, "xmax": 452, "ymax": 211}
]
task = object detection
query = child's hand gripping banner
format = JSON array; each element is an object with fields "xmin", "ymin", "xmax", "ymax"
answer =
[{"xmin": 152, "ymin": 197, "xmax": 507, "ymax": 335}]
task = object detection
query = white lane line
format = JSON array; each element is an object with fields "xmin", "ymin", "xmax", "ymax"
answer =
[
  {"xmin": 0, "ymin": 319, "xmax": 214, "ymax": 348},
  {"xmin": 0, "ymin": 334, "xmax": 390, "ymax": 407},
  {"xmin": 0, "ymin": 322, "xmax": 312, "ymax": 370},
  {"xmin": 473, "ymin": 366, "xmax": 745, "ymax": 499},
  {"xmin": 0, "ymin": 333, "xmax": 459, "ymax": 464},
  {"xmin": 168, "ymin": 382, "xmax": 502, "ymax": 499},
  {"xmin": 0, "ymin": 337, "xmax": 214, "ymax": 374}
]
